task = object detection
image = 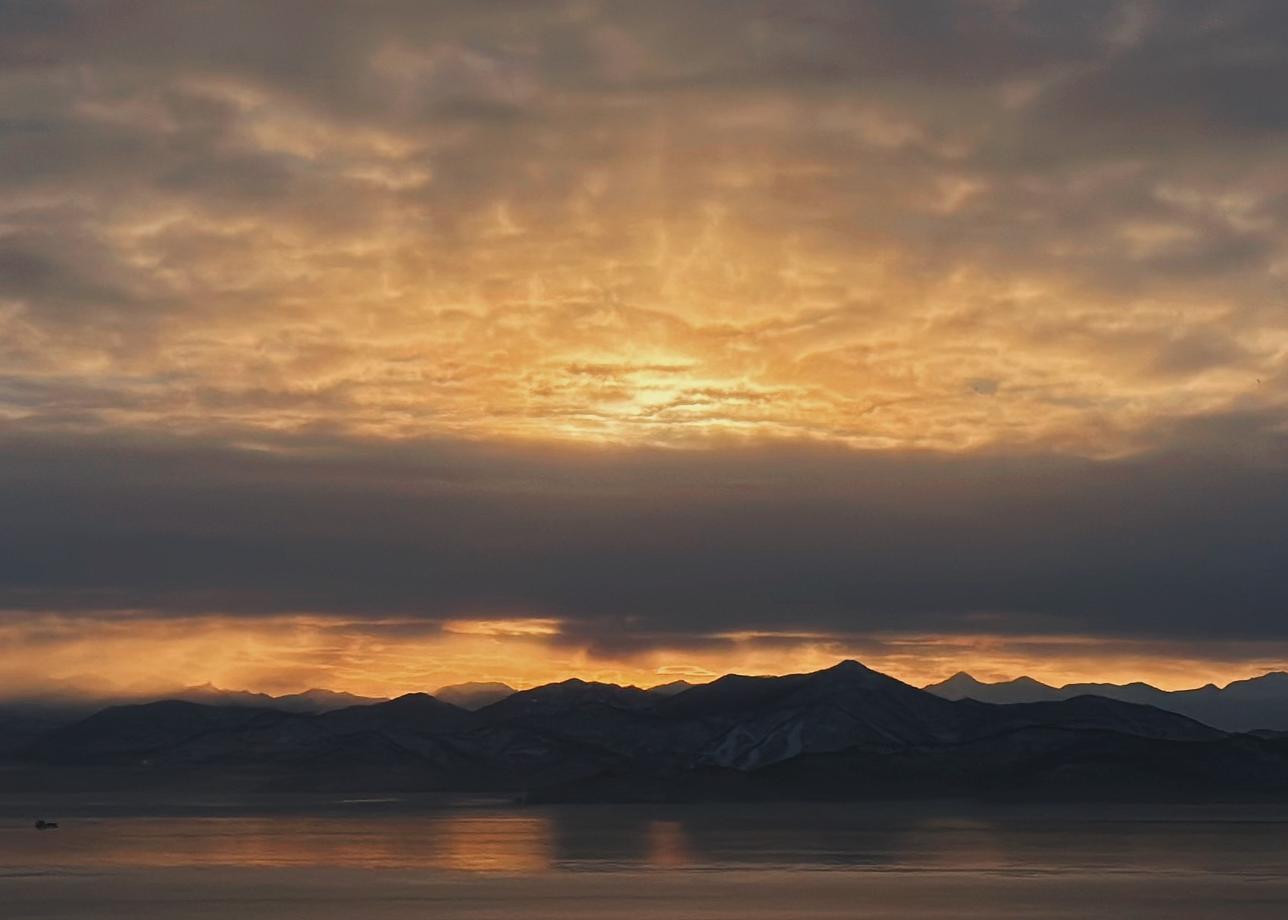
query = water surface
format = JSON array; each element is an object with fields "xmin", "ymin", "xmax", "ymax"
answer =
[{"xmin": 3, "ymin": 799, "xmax": 1287, "ymax": 918}]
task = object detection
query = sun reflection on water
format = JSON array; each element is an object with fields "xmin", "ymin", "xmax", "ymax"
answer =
[
  {"xmin": 433, "ymin": 814, "xmax": 554, "ymax": 873},
  {"xmin": 1, "ymin": 813, "xmax": 556, "ymax": 873},
  {"xmin": 645, "ymin": 819, "xmax": 693, "ymax": 869}
]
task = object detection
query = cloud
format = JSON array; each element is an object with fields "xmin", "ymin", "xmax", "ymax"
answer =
[
  {"xmin": 1, "ymin": 420, "xmax": 1286, "ymax": 647},
  {"xmin": 0, "ymin": 1, "xmax": 1284, "ymax": 452}
]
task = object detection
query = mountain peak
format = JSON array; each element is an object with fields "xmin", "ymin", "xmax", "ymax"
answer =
[
  {"xmin": 433, "ymin": 681, "xmax": 515, "ymax": 710},
  {"xmin": 813, "ymin": 659, "xmax": 892, "ymax": 685},
  {"xmin": 434, "ymin": 681, "xmax": 513, "ymax": 693},
  {"xmin": 923, "ymin": 672, "xmax": 988, "ymax": 696},
  {"xmin": 1008, "ymin": 676, "xmax": 1053, "ymax": 689},
  {"xmin": 937, "ymin": 671, "xmax": 985, "ymax": 687},
  {"xmin": 384, "ymin": 692, "xmax": 444, "ymax": 707},
  {"xmin": 647, "ymin": 679, "xmax": 695, "ymax": 696},
  {"xmin": 829, "ymin": 659, "xmax": 873, "ymax": 673}
]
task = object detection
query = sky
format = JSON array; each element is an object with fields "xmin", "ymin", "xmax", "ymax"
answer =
[{"xmin": 2, "ymin": 0, "xmax": 1288, "ymax": 697}]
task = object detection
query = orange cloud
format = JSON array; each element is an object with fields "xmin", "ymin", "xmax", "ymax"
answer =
[
  {"xmin": 2, "ymin": 613, "xmax": 1286, "ymax": 699},
  {"xmin": 2, "ymin": 4, "xmax": 1284, "ymax": 457}
]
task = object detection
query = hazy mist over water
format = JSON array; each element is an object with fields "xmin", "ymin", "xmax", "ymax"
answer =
[{"xmin": 4, "ymin": 801, "xmax": 1288, "ymax": 918}]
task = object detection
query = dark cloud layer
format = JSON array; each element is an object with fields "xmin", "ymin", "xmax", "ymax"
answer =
[{"xmin": 2, "ymin": 420, "xmax": 1286, "ymax": 649}]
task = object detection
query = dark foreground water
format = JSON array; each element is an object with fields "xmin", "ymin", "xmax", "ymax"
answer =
[{"xmin": 3, "ymin": 798, "xmax": 1288, "ymax": 918}]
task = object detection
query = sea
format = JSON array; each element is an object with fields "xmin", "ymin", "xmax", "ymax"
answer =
[{"xmin": 3, "ymin": 796, "xmax": 1288, "ymax": 918}]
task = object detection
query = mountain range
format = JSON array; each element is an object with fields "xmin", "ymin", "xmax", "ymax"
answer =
[
  {"xmin": 924, "ymin": 671, "xmax": 1288, "ymax": 733},
  {"xmin": 0, "ymin": 684, "xmax": 387, "ymax": 755},
  {"xmin": 432, "ymin": 682, "xmax": 517, "ymax": 710},
  {"xmin": 6, "ymin": 660, "xmax": 1288, "ymax": 802}
]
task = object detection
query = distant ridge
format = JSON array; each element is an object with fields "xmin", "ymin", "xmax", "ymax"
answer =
[
  {"xmin": 12, "ymin": 658, "xmax": 1284, "ymax": 803},
  {"xmin": 432, "ymin": 682, "xmax": 516, "ymax": 710},
  {"xmin": 647, "ymin": 679, "xmax": 696, "ymax": 696},
  {"xmin": 927, "ymin": 673, "xmax": 1060, "ymax": 703},
  {"xmin": 0, "ymin": 683, "xmax": 390, "ymax": 751},
  {"xmin": 171, "ymin": 684, "xmax": 388, "ymax": 713},
  {"xmin": 924, "ymin": 671, "xmax": 1288, "ymax": 732}
]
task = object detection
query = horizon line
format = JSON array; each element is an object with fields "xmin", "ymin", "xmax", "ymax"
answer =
[{"xmin": 8, "ymin": 658, "xmax": 1288, "ymax": 705}]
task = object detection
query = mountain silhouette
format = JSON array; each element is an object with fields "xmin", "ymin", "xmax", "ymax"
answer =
[
  {"xmin": 432, "ymin": 681, "xmax": 516, "ymax": 710},
  {"xmin": 924, "ymin": 671, "xmax": 1288, "ymax": 732},
  {"xmin": 646, "ymin": 680, "xmax": 697, "ymax": 696},
  {"xmin": 7, "ymin": 660, "xmax": 1287, "ymax": 802}
]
